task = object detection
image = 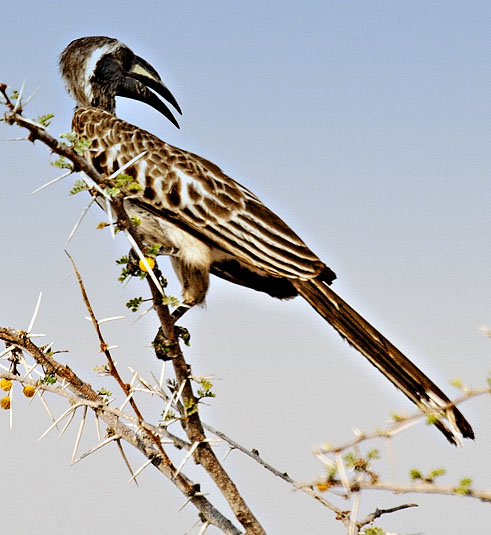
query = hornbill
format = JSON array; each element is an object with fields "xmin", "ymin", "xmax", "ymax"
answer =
[{"xmin": 59, "ymin": 36, "xmax": 473, "ymax": 444}]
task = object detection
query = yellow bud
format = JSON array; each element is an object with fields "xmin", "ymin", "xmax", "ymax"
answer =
[
  {"xmin": 0, "ymin": 378, "xmax": 12, "ymax": 391},
  {"xmin": 316, "ymin": 481, "xmax": 330, "ymax": 492},
  {"xmin": 23, "ymin": 385, "xmax": 36, "ymax": 398},
  {"xmin": 139, "ymin": 257, "xmax": 156, "ymax": 272},
  {"xmin": 1, "ymin": 396, "xmax": 11, "ymax": 410}
]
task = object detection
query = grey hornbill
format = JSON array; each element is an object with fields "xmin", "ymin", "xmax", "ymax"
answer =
[{"xmin": 59, "ymin": 36, "xmax": 473, "ymax": 444}]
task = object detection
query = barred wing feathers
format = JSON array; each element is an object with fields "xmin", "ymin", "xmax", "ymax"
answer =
[{"xmin": 73, "ymin": 107, "xmax": 335, "ymax": 282}]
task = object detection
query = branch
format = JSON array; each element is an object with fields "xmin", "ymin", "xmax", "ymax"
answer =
[
  {"xmin": 1, "ymin": 83, "xmax": 265, "ymax": 534},
  {"xmin": 0, "ymin": 328, "xmax": 240, "ymax": 534}
]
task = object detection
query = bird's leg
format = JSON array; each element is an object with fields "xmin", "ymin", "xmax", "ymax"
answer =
[
  {"xmin": 153, "ymin": 322, "xmax": 191, "ymax": 360},
  {"xmin": 153, "ymin": 303, "xmax": 193, "ymax": 360}
]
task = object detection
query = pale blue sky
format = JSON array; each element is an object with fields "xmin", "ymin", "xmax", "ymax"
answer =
[{"xmin": 1, "ymin": 2, "xmax": 490, "ymax": 534}]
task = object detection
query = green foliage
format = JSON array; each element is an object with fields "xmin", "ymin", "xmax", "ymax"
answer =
[
  {"xmin": 41, "ymin": 373, "xmax": 56, "ymax": 385},
  {"xmin": 60, "ymin": 131, "xmax": 91, "ymax": 155},
  {"xmin": 426, "ymin": 413, "xmax": 441, "ymax": 426},
  {"xmin": 73, "ymin": 138, "xmax": 92, "ymax": 155},
  {"xmin": 69, "ymin": 178, "xmax": 89, "ymax": 195},
  {"xmin": 36, "ymin": 113, "xmax": 54, "ymax": 127},
  {"xmin": 455, "ymin": 477, "xmax": 472, "ymax": 495},
  {"xmin": 50, "ymin": 155, "xmax": 74, "ymax": 170},
  {"xmin": 410, "ymin": 467, "xmax": 446, "ymax": 483},
  {"xmin": 10, "ymin": 89, "xmax": 19, "ymax": 100},
  {"xmin": 147, "ymin": 243, "xmax": 162, "ymax": 257},
  {"xmin": 197, "ymin": 379, "xmax": 216, "ymax": 400},
  {"xmin": 93, "ymin": 364, "xmax": 110, "ymax": 375},
  {"xmin": 130, "ymin": 216, "xmax": 141, "ymax": 227},
  {"xmin": 366, "ymin": 449, "xmax": 380, "ymax": 461},
  {"xmin": 344, "ymin": 449, "xmax": 379, "ymax": 473},
  {"xmin": 97, "ymin": 387, "xmax": 112, "ymax": 397},
  {"xmin": 390, "ymin": 410, "xmax": 406, "ymax": 422},
  {"xmin": 60, "ymin": 131, "xmax": 77, "ymax": 143},
  {"xmin": 126, "ymin": 296, "xmax": 144, "ymax": 312},
  {"xmin": 185, "ymin": 397, "xmax": 198, "ymax": 416},
  {"xmin": 450, "ymin": 377, "xmax": 464, "ymax": 389},
  {"xmin": 363, "ymin": 527, "xmax": 385, "ymax": 535},
  {"xmin": 162, "ymin": 410, "xmax": 178, "ymax": 421},
  {"xmin": 106, "ymin": 174, "xmax": 142, "ymax": 197},
  {"xmin": 162, "ymin": 295, "xmax": 180, "ymax": 308}
]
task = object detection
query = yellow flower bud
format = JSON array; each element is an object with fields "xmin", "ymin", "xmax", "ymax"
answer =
[
  {"xmin": 0, "ymin": 378, "xmax": 12, "ymax": 391},
  {"xmin": 1, "ymin": 396, "xmax": 11, "ymax": 410},
  {"xmin": 316, "ymin": 481, "xmax": 330, "ymax": 492},
  {"xmin": 23, "ymin": 385, "xmax": 36, "ymax": 398},
  {"xmin": 139, "ymin": 256, "xmax": 156, "ymax": 272}
]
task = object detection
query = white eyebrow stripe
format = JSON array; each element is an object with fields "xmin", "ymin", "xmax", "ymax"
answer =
[{"xmin": 83, "ymin": 43, "xmax": 120, "ymax": 98}]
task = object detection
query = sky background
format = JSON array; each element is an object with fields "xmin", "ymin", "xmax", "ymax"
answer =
[{"xmin": 1, "ymin": 1, "xmax": 490, "ymax": 533}]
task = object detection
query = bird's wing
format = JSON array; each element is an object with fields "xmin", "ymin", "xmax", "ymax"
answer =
[{"xmin": 74, "ymin": 107, "xmax": 335, "ymax": 282}]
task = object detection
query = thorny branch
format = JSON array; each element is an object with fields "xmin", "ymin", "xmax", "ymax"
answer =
[
  {"xmin": 1, "ymin": 82, "xmax": 262, "ymax": 535},
  {"xmin": 0, "ymin": 328, "xmax": 239, "ymax": 534}
]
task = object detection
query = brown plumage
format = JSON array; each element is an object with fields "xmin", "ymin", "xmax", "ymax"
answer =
[{"xmin": 60, "ymin": 36, "xmax": 474, "ymax": 444}]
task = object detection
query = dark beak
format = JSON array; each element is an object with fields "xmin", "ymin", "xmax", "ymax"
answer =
[{"xmin": 117, "ymin": 55, "xmax": 181, "ymax": 128}]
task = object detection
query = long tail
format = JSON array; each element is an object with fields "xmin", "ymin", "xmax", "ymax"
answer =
[{"xmin": 293, "ymin": 278, "xmax": 474, "ymax": 445}]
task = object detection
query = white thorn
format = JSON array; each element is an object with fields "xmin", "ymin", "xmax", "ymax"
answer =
[
  {"xmin": 127, "ymin": 457, "xmax": 153, "ymax": 484},
  {"xmin": 95, "ymin": 415, "xmax": 101, "ymax": 443},
  {"xmin": 58, "ymin": 405, "xmax": 77, "ymax": 438},
  {"xmin": 131, "ymin": 304, "xmax": 155, "ymax": 324},
  {"xmin": 97, "ymin": 315, "xmax": 126, "ymax": 325},
  {"xmin": 23, "ymin": 86, "xmax": 41, "ymax": 106},
  {"xmin": 335, "ymin": 453, "xmax": 351, "ymax": 496},
  {"xmin": 105, "ymin": 196, "xmax": 116, "ymax": 240},
  {"xmin": 26, "ymin": 292, "xmax": 43, "ymax": 335},
  {"xmin": 65, "ymin": 197, "xmax": 95, "ymax": 245},
  {"xmin": 119, "ymin": 390, "xmax": 134, "ymax": 412},
  {"xmin": 72, "ymin": 434, "xmax": 121, "ymax": 465},
  {"xmin": 198, "ymin": 521, "xmax": 210, "ymax": 535},
  {"xmin": 0, "ymin": 345, "xmax": 15, "ymax": 359},
  {"xmin": 223, "ymin": 446, "xmax": 234, "ymax": 462},
  {"xmin": 161, "ymin": 380, "xmax": 186, "ymax": 422},
  {"xmin": 79, "ymin": 172, "xmax": 108, "ymax": 198},
  {"xmin": 71, "ymin": 406, "xmax": 88, "ymax": 463},
  {"xmin": 174, "ymin": 441, "xmax": 200, "ymax": 478},
  {"xmin": 31, "ymin": 170, "xmax": 73, "ymax": 195},
  {"xmin": 12, "ymin": 79, "xmax": 26, "ymax": 113},
  {"xmin": 107, "ymin": 150, "xmax": 147, "ymax": 180},
  {"xmin": 36, "ymin": 391, "xmax": 57, "ymax": 425},
  {"xmin": 348, "ymin": 491, "xmax": 361, "ymax": 535},
  {"xmin": 9, "ymin": 384, "xmax": 13, "ymax": 430},
  {"xmin": 159, "ymin": 361, "xmax": 166, "ymax": 389},
  {"xmin": 38, "ymin": 403, "xmax": 83, "ymax": 441}
]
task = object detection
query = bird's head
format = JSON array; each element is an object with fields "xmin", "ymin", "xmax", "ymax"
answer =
[{"xmin": 59, "ymin": 36, "xmax": 181, "ymax": 127}]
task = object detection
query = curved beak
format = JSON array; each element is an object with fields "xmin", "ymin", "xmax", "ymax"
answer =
[{"xmin": 117, "ymin": 55, "xmax": 181, "ymax": 128}]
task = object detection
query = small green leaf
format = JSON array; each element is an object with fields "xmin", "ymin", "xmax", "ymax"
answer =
[
  {"xmin": 50, "ymin": 155, "xmax": 74, "ymax": 170},
  {"xmin": 363, "ymin": 527, "xmax": 385, "ymax": 535},
  {"xmin": 41, "ymin": 373, "xmax": 57, "ymax": 385},
  {"xmin": 126, "ymin": 296, "xmax": 144, "ymax": 312},
  {"xmin": 455, "ymin": 477, "xmax": 472, "ymax": 495},
  {"xmin": 36, "ymin": 113, "xmax": 54, "ymax": 127},
  {"xmin": 450, "ymin": 378, "xmax": 463, "ymax": 389},
  {"xmin": 69, "ymin": 179, "xmax": 88, "ymax": 195}
]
